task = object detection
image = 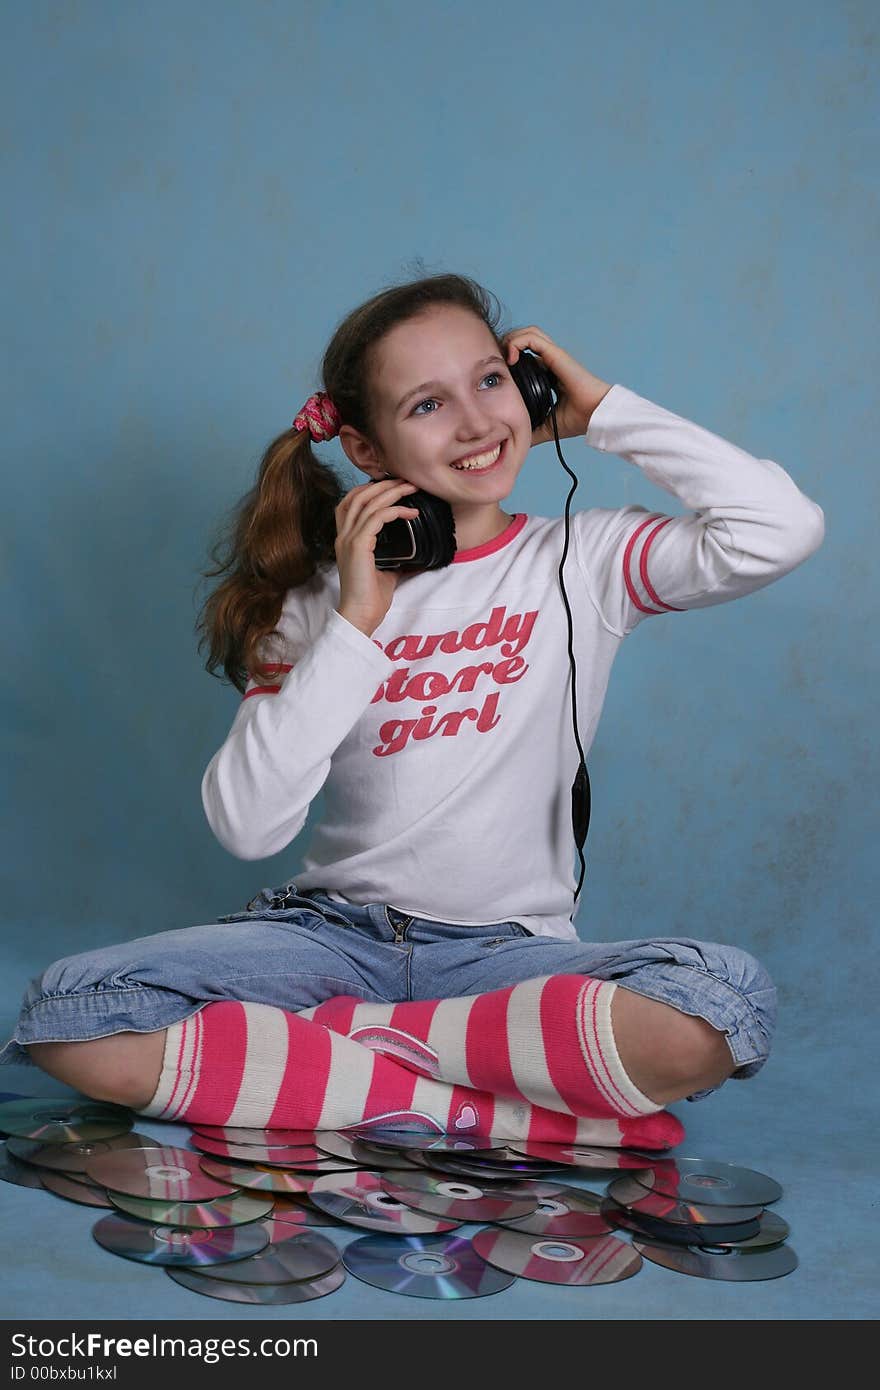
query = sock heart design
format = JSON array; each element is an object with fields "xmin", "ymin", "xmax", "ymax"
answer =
[{"xmin": 454, "ymin": 1103, "xmax": 478, "ymax": 1130}]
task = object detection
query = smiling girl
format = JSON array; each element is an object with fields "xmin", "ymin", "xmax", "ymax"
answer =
[{"xmin": 3, "ymin": 272, "xmax": 824, "ymax": 1149}]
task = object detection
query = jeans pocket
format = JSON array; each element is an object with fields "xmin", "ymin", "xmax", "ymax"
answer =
[
  {"xmin": 216, "ymin": 881, "xmax": 303, "ymax": 923},
  {"xmin": 480, "ymin": 924, "xmax": 530, "ymax": 947},
  {"xmin": 215, "ymin": 906, "xmax": 325, "ymax": 928}
]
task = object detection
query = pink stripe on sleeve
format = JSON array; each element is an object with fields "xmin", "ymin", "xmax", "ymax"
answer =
[
  {"xmin": 639, "ymin": 517, "xmax": 684, "ymax": 612},
  {"xmin": 622, "ymin": 515, "xmax": 667, "ymax": 616},
  {"xmin": 242, "ymin": 663, "xmax": 294, "ymax": 700}
]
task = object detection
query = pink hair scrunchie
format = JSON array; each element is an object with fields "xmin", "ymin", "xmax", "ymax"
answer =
[{"xmin": 293, "ymin": 391, "xmax": 341, "ymax": 441}]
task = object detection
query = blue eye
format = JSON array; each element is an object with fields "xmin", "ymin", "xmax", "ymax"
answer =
[{"xmin": 412, "ymin": 372, "xmax": 505, "ymax": 416}]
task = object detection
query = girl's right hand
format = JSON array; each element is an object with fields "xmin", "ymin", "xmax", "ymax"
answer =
[{"xmin": 333, "ymin": 477, "xmax": 420, "ymax": 636}]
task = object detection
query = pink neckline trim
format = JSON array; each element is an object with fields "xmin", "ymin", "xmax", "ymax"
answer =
[{"xmin": 452, "ymin": 513, "xmax": 528, "ymax": 563}]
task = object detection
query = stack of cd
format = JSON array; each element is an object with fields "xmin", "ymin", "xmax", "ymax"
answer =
[
  {"xmin": 598, "ymin": 1158, "xmax": 798, "ymax": 1280},
  {"xmin": 0, "ymin": 1097, "xmax": 148, "ymax": 1204}
]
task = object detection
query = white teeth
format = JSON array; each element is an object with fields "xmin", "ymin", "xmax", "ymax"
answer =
[{"xmin": 450, "ymin": 443, "xmax": 502, "ymax": 471}]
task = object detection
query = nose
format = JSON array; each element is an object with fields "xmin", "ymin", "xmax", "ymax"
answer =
[{"xmin": 454, "ymin": 394, "xmax": 495, "ymax": 440}]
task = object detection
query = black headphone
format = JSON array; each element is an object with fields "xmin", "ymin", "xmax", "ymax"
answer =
[{"xmin": 371, "ymin": 350, "xmax": 591, "ymax": 913}]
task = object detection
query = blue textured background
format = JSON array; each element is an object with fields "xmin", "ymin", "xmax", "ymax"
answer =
[{"xmin": 2, "ymin": 0, "xmax": 876, "ymax": 1320}]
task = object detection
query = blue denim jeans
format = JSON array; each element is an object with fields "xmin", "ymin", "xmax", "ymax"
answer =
[{"xmin": 0, "ymin": 882, "xmax": 777, "ymax": 1103}]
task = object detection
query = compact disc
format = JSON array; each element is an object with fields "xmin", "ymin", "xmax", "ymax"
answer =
[
  {"xmin": 495, "ymin": 1183, "xmax": 612, "ymax": 1238},
  {"xmin": 411, "ymin": 1151, "xmax": 564, "ymax": 1180},
  {"xmin": 86, "ymin": 1146, "xmax": 239, "ymax": 1200},
  {"xmin": 380, "ymin": 1169, "xmax": 539, "ymax": 1222},
  {"xmin": 606, "ymin": 1174, "xmax": 762, "ymax": 1226},
  {"xmin": 312, "ymin": 1131, "xmax": 363, "ymax": 1164},
  {"xmin": 6, "ymin": 1131, "xmax": 156, "ymax": 1174},
  {"xmin": 270, "ymin": 1196, "xmax": 347, "ymax": 1231},
  {"xmin": 259, "ymin": 1210, "xmax": 309, "ymax": 1241},
  {"xmin": 347, "ymin": 1127, "xmax": 502, "ymax": 1154},
  {"xmin": 191, "ymin": 1125, "xmax": 320, "ymax": 1146},
  {"xmin": 633, "ymin": 1238, "xmax": 798, "ymax": 1280},
  {"xmin": 472, "ymin": 1227, "xmax": 642, "ymax": 1285},
  {"xmin": 253, "ymin": 1155, "xmax": 361, "ymax": 1173},
  {"xmin": 49, "ymin": 1168, "xmax": 104, "ymax": 1187},
  {"xmin": 345, "ymin": 1139, "xmax": 423, "ymax": 1169},
  {"xmin": 92, "ymin": 1213, "xmax": 270, "ymax": 1267},
  {"xmin": 505, "ymin": 1141, "xmax": 638, "ymax": 1169},
  {"xmin": 189, "ymin": 1135, "xmax": 325, "ymax": 1164},
  {"xmin": 308, "ymin": 1170, "xmax": 461, "ymax": 1235},
  {"xmin": 107, "ymin": 1189, "xmax": 274, "ymax": 1228},
  {"xmin": 198, "ymin": 1158, "xmax": 314, "ymax": 1195},
  {"xmin": 0, "ymin": 1098, "xmax": 133, "ymax": 1144},
  {"xmin": 600, "ymin": 1198, "xmax": 762, "ymax": 1247},
  {"xmin": 457, "ymin": 1145, "xmax": 568, "ymax": 1170},
  {"xmin": 343, "ymin": 1233, "xmax": 515, "ymax": 1299},
  {"xmin": 40, "ymin": 1171, "xmax": 113, "ymax": 1207},
  {"xmin": 708, "ymin": 1210, "xmax": 790, "ymax": 1249},
  {"xmin": 624, "ymin": 1210, "xmax": 790, "ymax": 1251},
  {"xmin": 167, "ymin": 1262, "xmax": 345, "ymax": 1304},
  {"xmin": 193, "ymin": 1230, "xmax": 341, "ymax": 1285},
  {"xmin": 0, "ymin": 1143, "xmax": 49, "ymax": 1189},
  {"xmin": 628, "ymin": 1157, "xmax": 783, "ymax": 1207}
]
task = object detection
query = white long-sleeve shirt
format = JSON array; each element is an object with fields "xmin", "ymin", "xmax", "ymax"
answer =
[{"xmin": 201, "ymin": 384, "xmax": 824, "ymax": 940}]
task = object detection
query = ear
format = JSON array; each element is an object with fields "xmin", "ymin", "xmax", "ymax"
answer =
[{"xmin": 338, "ymin": 423, "xmax": 389, "ymax": 480}]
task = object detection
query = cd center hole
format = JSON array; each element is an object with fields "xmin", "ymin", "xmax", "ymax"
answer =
[{"xmin": 413, "ymin": 1256, "xmax": 447, "ymax": 1272}]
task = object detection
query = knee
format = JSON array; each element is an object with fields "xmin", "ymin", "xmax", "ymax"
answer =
[
  {"xmin": 612, "ymin": 987, "xmax": 736, "ymax": 1100},
  {"xmin": 666, "ymin": 1011, "xmax": 737, "ymax": 1091},
  {"xmin": 27, "ymin": 1034, "xmax": 164, "ymax": 1112}
]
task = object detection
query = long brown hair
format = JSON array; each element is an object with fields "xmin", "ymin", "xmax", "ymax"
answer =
[{"xmin": 195, "ymin": 271, "xmax": 509, "ymax": 693}]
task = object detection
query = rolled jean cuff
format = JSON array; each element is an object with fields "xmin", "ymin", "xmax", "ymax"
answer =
[{"xmin": 0, "ymin": 985, "xmax": 207, "ymax": 1070}]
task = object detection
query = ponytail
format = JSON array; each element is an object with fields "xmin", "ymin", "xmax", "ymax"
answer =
[{"xmin": 195, "ymin": 426, "xmax": 346, "ymax": 695}]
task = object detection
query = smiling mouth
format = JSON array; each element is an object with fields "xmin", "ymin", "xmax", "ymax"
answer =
[{"xmin": 449, "ymin": 440, "xmax": 506, "ymax": 472}]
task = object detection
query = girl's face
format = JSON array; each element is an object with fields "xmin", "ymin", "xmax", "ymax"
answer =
[{"xmin": 340, "ymin": 304, "xmax": 533, "ymax": 531}]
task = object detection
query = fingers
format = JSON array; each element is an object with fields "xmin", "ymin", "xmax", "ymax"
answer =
[
  {"xmin": 335, "ymin": 478, "xmax": 419, "ymax": 537},
  {"xmin": 501, "ymin": 325, "xmax": 553, "ymax": 366}
]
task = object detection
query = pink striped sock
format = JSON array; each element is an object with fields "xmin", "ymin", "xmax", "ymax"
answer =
[
  {"xmin": 139, "ymin": 999, "xmax": 684, "ymax": 1148},
  {"xmin": 297, "ymin": 975, "xmax": 677, "ymax": 1150}
]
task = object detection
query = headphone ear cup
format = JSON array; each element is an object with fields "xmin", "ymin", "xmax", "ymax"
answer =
[{"xmin": 508, "ymin": 350, "xmax": 559, "ymax": 430}]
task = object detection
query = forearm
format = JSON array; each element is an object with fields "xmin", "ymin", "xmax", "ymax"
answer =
[
  {"xmin": 586, "ymin": 384, "xmax": 825, "ymax": 565},
  {"xmin": 202, "ymin": 608, "xmax": 393, "ymax": 858}
]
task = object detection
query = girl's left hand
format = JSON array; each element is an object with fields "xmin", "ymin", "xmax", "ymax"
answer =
[{"xmin": 500, "ymin": 325, "xmax": 614, "ymax": 447}]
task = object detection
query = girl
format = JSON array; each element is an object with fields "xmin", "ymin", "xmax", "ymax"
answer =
[{"xmin": 1, "ymin": 273, "xmax": 824, "ymax": 1150}]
